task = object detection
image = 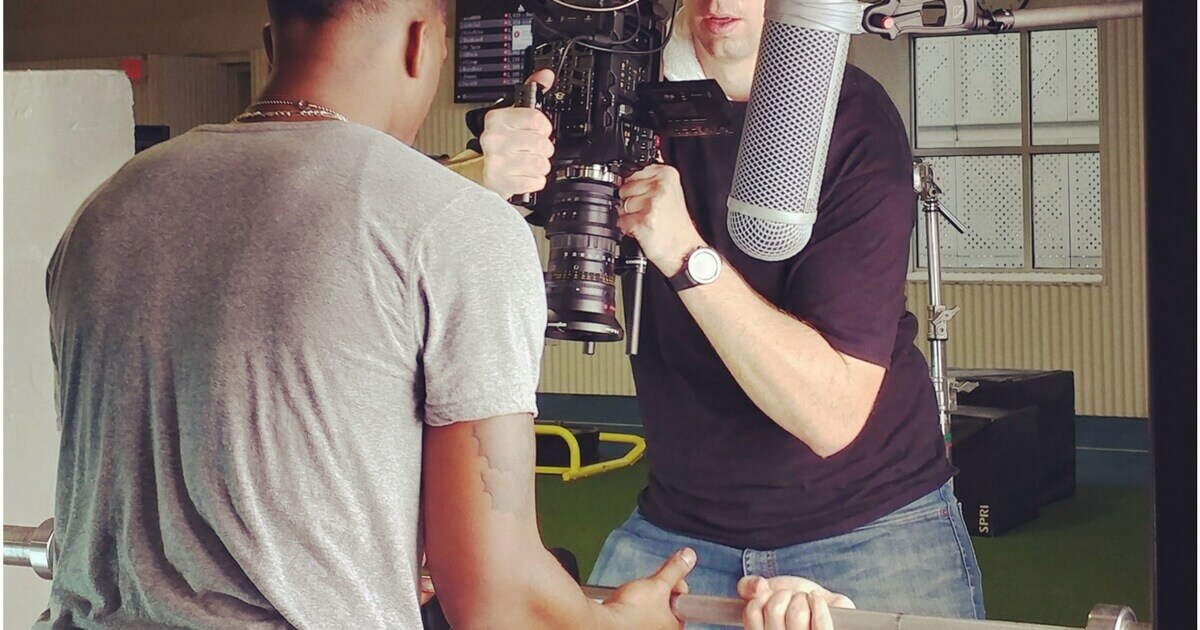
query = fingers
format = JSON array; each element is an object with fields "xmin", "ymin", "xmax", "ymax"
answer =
[
  {"xmin": 482, "ymin": 157, "xmax": 550, "ymax": 199},
  {"xmin": 761, "ymin": 576, "xmax": 856, "ymax": 610},
  {"xmin": 480, "ymin": 106, "xmax": 554, "ymax": 198},
  {"xmin": 526, "ymin": 68, "xmax": 556, "ymax": 91},
  {"xmin": 766, "ymin": 590, "xmax": 801, "ymax": 630},
  {"xmin": 617, "ymin": 165, "xmax": 680, "ymax": 217},
  {"xmin": 616, "ymin": 214, "xmax": 634, "ymax": 238},
  {"xmin": 480, "ymin": 128, "xmax": 554, "ymax": 157},
  {"xmin": 740, "ymin": 576, "xmax": 853, "ymax": 630},
  {"xmin": 744, "ymin": 589, "xmax": 816, "ymax": 630},
  {"xmin": 619, "ymin": 194, "xmax": 651, "ymax": 217},
  {"xmin": 618, "ymin": 177, "xmax": 657, "ymax": 204},
  {"xmin": 624, "ymin": 162, "xmax": 676, "ymax": 182},
  {"xmin": 648, "ymin": 547, "xmax": 696, "ymax": 591},
  {"xmin": 760, "ymin": 576, "xmax": 824, "ymax": 595},
  {"xmin": 743, "ymin": 590, "xmax": 767, "ymax": 630},
  {"xmin": 766, "ymin": 578, "xmax": 853, "ymax": 611},
  {"xmin": 501, "ymin": 153, "xmax": 551, "ymax": 179},
  {"xmin": 418, "ymin": 574, "xmax": 436, "ymax": 606},
  {"xmin": 614, "ymin": 197, "xmax": 658, "ymax": 237},
  {"xmin": 478, "ymin": 69, "xmax": 559, "ymax": 199},
  {"xmin": 808, "ymin": 591, "xmax": 835, "ymax": 630},
  {"xmin": 483, "ymin": 107, "xmax": 553, "ymax": 137}
]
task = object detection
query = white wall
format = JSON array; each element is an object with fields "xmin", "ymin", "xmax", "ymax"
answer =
[{"xmin": 3, "ymin": 70, "xmax": 135, "ymax": 628}]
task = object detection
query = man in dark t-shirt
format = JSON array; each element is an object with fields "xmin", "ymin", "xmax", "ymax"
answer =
[{"xmin": 475, "ymin": 0, "xmax": 985, "ymax": 624}]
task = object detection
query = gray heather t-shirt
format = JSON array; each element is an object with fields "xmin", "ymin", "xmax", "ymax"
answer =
[{"xmin": 40, "ymin": 120, "xmax": 546, "ymax": 629}]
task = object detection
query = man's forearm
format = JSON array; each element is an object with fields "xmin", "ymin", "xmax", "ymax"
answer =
[
  {"xmin": 677, "ymin": 264, "xmax": 882, "ymax": 457},
  {"xmin": 447, "ymin": 548, "xmax": 614, "ymax": 630},
  {"xmin": 423, "ymin": 416, "xmax": 620, "ymax": 630}
]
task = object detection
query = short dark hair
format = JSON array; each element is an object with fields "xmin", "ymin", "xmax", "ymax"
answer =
[{"xmin": 267, "ymin": 0, "xmax": 444, "ymax": 23}]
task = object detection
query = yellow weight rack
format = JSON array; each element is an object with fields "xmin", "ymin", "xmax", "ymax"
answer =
[{"xmin": 534, "ymin": 424, "xmax": 645, "ymax": 481}]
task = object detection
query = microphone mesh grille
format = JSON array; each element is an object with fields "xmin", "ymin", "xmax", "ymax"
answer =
[{"xmin": 728, "ymin": 21, "xmax": 850, "ymax": 261}]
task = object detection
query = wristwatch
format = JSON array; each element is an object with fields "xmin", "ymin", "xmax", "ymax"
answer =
[{"xmin": 668, "ymin": 246, "xmax": 722, "ymax": 291}]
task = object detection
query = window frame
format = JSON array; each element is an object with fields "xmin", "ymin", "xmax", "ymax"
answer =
[{"xmin": 907, "ymin": 27, "xmax": 1103, "ymax": 283}]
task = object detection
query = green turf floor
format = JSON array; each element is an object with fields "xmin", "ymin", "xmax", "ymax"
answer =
[{"xmin": 535, "ymin": 462, "xmax": 1152, "ymax": 627}]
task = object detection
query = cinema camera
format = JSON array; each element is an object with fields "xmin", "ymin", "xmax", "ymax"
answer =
[{"xmin": 468, "ymin": 0, "xmax": 734, "ymax": 356}]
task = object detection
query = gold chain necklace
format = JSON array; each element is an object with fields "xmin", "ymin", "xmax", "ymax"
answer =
[{"xmin": 234, "ymin": 99, "xmax": 348, "ymax": 123}]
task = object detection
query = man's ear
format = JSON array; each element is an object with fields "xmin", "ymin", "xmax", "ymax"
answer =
[
  {"xmin": 404, "ymin": 20, "xmax": 430, "ymax": 79},
  {"xmin": 262, "ymin": 22, "xmax": 275, "ymax": 71}
]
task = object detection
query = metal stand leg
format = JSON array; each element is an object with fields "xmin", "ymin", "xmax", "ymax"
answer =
[
  {"xmin": 914, "ymin": 161, "xmax": 969, "ymax": 460},
  {"xmin": 619, "ymin": 241, "xmax": 648, "ymax": 357}
]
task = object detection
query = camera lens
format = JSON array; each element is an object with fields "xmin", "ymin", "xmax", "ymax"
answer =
[{"xmin": 544, "ymin": 174, "xmax": 624, "ymax": 342}]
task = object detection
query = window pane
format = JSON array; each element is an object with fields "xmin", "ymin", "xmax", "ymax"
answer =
[
  {"xmin": 914, "ymin": 33, "xmax": 1022, "ymax": 149},
  {"xmin": 1031, "ymin": 29, "xmax": 1099, "ymax": 145},
  {"xmin": 1033, "ymin": 152, "xmax": 1102, "ymax": 268},
  {"xmin": 916, "ymin": 155, "xmax": 1024, "ymax": 269}
]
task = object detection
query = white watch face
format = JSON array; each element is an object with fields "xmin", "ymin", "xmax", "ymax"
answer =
[{"xmin": 688, "ymin": 249, "xmax": 721, "ymax": 284}]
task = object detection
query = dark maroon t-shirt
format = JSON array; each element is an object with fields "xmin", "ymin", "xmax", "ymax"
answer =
[{"xmin": 627, "ymin": 65, "xmax": 955, "ymax": 549}]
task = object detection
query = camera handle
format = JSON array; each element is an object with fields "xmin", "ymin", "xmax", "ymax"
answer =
[
  {"xmin": 616, "ymin": 242, "xmax": 648, "ymax": 357},
  {"xmin": 510, "ymin": 82, "xmax": 545, "ymax": 207}
]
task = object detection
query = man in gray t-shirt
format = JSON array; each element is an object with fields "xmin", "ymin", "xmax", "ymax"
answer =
[
  {"xmin": 40, "ymin": 1, "xmax": 705, "ymax": 628},
  {"xmin": 46, "ymin": 115, "xmax": 544, "ymax": 629}
]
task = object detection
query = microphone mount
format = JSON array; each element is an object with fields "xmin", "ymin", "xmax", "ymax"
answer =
[{"xmin": 863, "ymin": 0, "xmax": 1142, "ymax": 40}]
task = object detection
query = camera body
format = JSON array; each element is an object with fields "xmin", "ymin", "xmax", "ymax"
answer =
[
  {"xmin": 469, "ymin": 0, "xmax": 732, "ymax": 354},
  {"xmin": 527, "ymin": 1, "xmax": 664, "ymax": 350},
  {"xmin": 530, "ymin": 3, "xmax": 661, "ymax": 173}
]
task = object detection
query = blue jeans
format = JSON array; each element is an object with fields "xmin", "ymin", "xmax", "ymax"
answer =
[{"xmin": 589, "ymin": 482, "xmax": 985, "ymax": 628}]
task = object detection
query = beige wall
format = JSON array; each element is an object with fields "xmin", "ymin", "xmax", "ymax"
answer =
[{"xmin": 4, "ymin": 1, "xmax": 268, "ymax": 62}]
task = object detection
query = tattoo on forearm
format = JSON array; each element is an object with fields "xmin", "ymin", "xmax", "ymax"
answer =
[{"xmin": 469, "ymin": 418, "xmax": 536, "ymax": 517}]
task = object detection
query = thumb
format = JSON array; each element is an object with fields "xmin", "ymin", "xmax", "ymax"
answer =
[
  {"xmin": 648, "ymin": 547, "xmax": 697, "ymax": 589},
  {"xmin": 828, "ymin": 593, "xmax": 856, "ymax": 609},
  {"xmin": 737, "ymin": 576, "xmax": 769, "ymax": 600},
  {"xmin": 526, "ymin": 68, "xmax": 556, "ymax": 92}
]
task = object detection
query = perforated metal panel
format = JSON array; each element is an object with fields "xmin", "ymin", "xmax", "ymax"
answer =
[
  {"xmin": 956, "ymin": 35, "xmax": 1021, "ymax": 126},
  {"xmin": 1067, "ymin": 152, "xmax": 1102, "ymax": 267},
  {"xmin": 914, "ymin": 38, "xmax": 955, "ymax": 138},
  {"xmin": 914, "ymin": 34, "xmax": 1021, "ymax": 148},
  {"xmin": 917, "ymin": 155, "xmax": 1024, "ymax": 269},
  {"xmin": 1030, "ymin": 33, "xmax": 1064, "ymax": 121},
  {"xmin": 1032, "ymin": 154, "xmax": 1070, "ymax": 267},
  {"xmin": 1032, "ymin": 29, "xmax": 1099, "ymax": 145},
  {"xmin": 1068, "ymin": 30, "xmax": 1099, "ymax": 121},
  {"xmin": 1032, "ymin": 152, "xmax": 1101, "ymax": 269}
]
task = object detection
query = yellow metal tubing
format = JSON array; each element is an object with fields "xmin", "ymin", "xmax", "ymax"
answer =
[{"xmin": 534, "ymin": 425, "xmax": 645, "ymax": 481}]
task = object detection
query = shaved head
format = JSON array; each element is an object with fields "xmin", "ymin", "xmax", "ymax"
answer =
[
  {"xmin": 267, "ymin": 0, "xmax": 444, "ymax": 24},
  {"xmin": 258, "ymin": 0, "xmax": 449, "ymax": 142}
]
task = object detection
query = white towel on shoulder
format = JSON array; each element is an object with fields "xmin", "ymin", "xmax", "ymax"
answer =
[{"xmin": 662, "ymin": 12, "xmax": 709, "ymax": 82}]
